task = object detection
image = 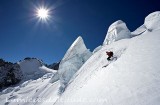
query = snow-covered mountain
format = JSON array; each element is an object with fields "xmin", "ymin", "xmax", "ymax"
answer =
[
  {"xmin": 0, "ymin": 58, "xmax": 56, "ymax": 90},
  {"xmin": 1, "ymin": 11, "xmax": 160, "ymax": 105},
  {"xmin": 0, "ymin": 58, "xmax": 57, "ymax": 105},
  {"xmin": 18, "ymin": 58, "xmax": 54, "ymax": 80}
]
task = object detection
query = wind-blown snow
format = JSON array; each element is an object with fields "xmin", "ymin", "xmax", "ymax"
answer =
[{"xmin": 103, "ymin": 20, "xmax": 131, "ymax": 45}]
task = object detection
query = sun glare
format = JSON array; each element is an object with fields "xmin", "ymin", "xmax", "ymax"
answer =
[{"xmin": 36, "ymin": 7, "xmax": 50, "ymax": 21}]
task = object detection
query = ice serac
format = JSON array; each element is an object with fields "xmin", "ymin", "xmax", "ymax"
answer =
[
  {"xmin": 144, "ymin": 11, "xmax": 160, "ymax": 31},
  {"xmin": 132, "ymin": 11, "xmax": 160, "ymax": 36},
  {"xmin": 52, "ymin": 36, "xmax": 92, "ymax": 93},
  {"xmin": 103, "ymin": 20, "xmax": 131, "ymax": 45}
]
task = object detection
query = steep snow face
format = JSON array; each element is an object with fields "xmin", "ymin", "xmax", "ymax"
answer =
[
  {"xmin": 103, "ymin": 20, "xmax": 131, "ymax": 45},
  {"xmin": 54, "ymin": 30, "xmax": 160, "ymax": 105},
  {"xmin": 51, "ymin": 36, "xmax": 92, "ymax": 93},
  {"xmin": 18, "ymin": 58, "xmax": 54, "ymax": 80},
  {"xmin": 144, "ymin": 11, "xmax": 160, "ymax": 31}
]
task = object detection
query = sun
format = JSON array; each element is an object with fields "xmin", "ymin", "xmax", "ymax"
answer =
[
  {"xmin": 36, "ymin": 7, "xmax": 50, "ymax": 21},
  {"xmin": 37, "ymin": 8, "xmax": 49, "ymax": 19}
]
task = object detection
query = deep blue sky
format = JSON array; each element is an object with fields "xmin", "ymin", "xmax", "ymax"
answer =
[{"xmin": 0, "ymin": 0, "xmax": 159, "ymax": 64}]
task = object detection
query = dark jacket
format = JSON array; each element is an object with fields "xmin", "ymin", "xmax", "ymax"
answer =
[{"xmin": 106, "ymin": 51, "xmax": 113, "ymax": 57}]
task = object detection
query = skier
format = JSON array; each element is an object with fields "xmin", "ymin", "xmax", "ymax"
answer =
[
  {"xmin": 102, "ymin": 51, "xmax": 114, "ymax": 68},
  {"xmin": 106, "ymin": 51, "xmax": 113, "ymax": 61}
]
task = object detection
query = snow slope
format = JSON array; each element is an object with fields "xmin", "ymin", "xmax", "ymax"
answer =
[
  {"xmin": 0, "ymin": 59, "xmax": 58, "ymax": 105},
  {"xmin": 54, "ymin": 29, "xmax": 160, "ymax": 105},
  {"xmin": 0, "ymin": 73, "xmax": 60, "ymax": 105}
]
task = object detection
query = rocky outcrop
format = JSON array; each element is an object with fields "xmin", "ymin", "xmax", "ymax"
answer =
[{"xmin": 0, "ymin": 59, "xmax": 23, "ymax": 89}]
